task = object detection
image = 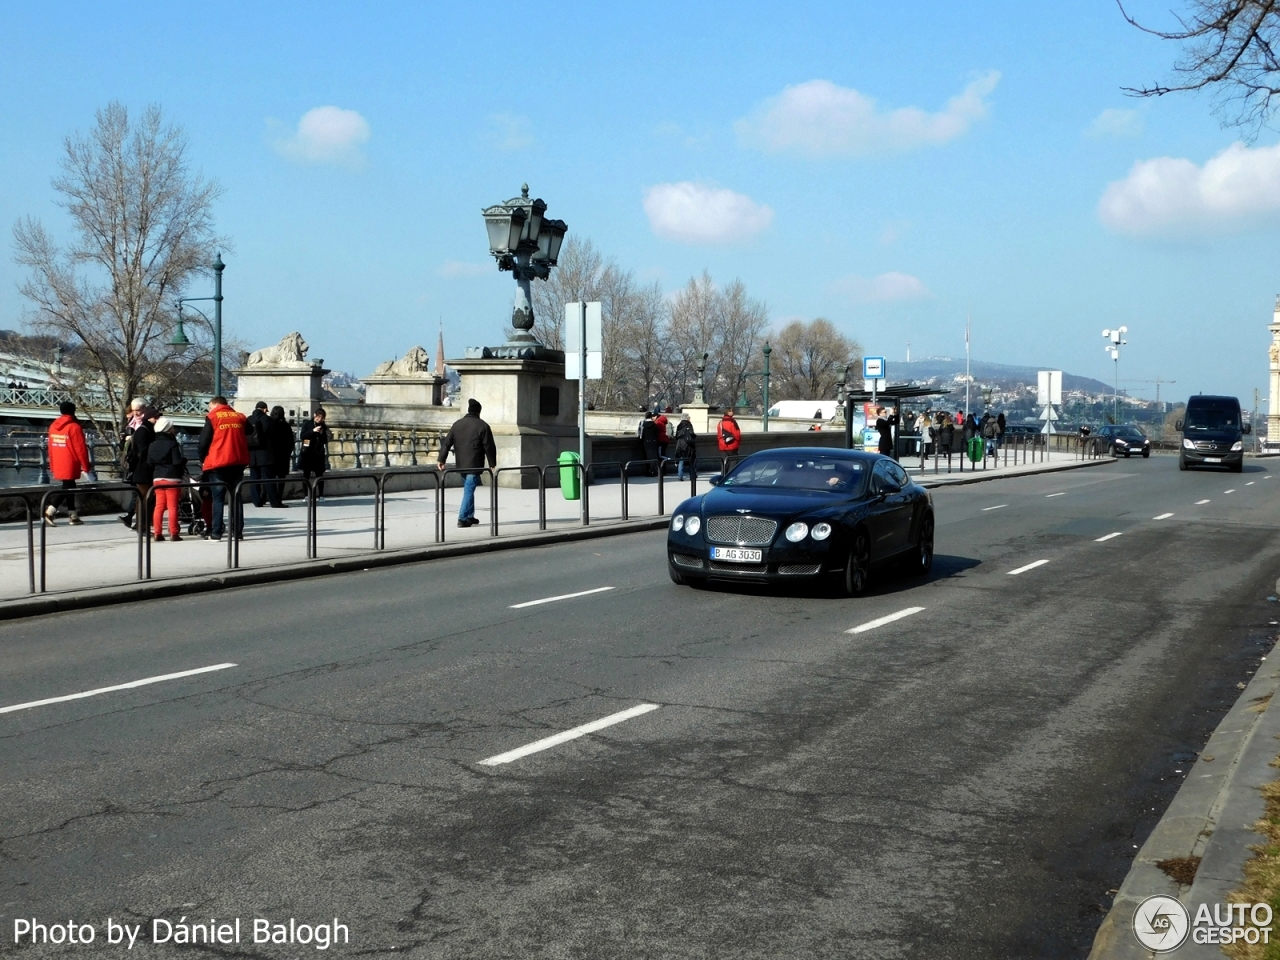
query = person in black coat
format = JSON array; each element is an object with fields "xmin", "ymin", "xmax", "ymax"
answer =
[
  {"xmin": 267, "ymin": 406, "xmax": 294, "ymax": 507},
  {"xmin": 245, "ymin": 401, "xmax": 276, "ymax": 508},
  {"xmin": 673, "ymin": 414, "xmax": 697, "ymax": 480},
  {"xmin": 639, "ymin": 411, "xmax": 660, "ymax": 475},
  {"xmin": 875, "ymin": 406, "xmax": 897, "ymax": 457},
  {"xmin": 297, "ymin": 407, "xmax": 330, "ymax": 500},
  {"xmin": 436, "ymin": 399, "xmax": 497, "ymax": 527}
]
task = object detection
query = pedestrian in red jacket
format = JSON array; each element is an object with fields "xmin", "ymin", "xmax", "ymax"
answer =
[
  {"xmin": 198, "ymin": 396, "xmax": 250, "ymax": 540},
  {"xmin": 717, "ymin": 410, "xmax": 742, "ymax": 454},
  {"xmin": 45, "ymin": 401, "xmax": 93, "ymax": 526}
]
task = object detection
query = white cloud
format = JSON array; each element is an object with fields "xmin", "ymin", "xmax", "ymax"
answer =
[
  {"xmin": 736, "ymin": 72, "xmax": 1000, "ymax": 157},
  {"xmin": 1086, "ymin": 108, "xmax": 1143, "ymax": 139},
  {"xmin": 275, "ymin": 106, "xmax": 370, "ymax": 167},
  {"xmin": 830, "ymin": 272, "xmax": 931, "ymax": 304},
  {"xmin": 1099, "ymin": 141, "xmax": 1280, "ymax": 236},
  {"xmin": 437, "ymin": 260, "xmax": 489, "ymax": 278},
  {"xmin": 489, "ymin": 113, "xmax": 535, "ymax": 151},
  {"xmin": 643, "ymin": 182, "xmax": 774, "ymax": 244}
]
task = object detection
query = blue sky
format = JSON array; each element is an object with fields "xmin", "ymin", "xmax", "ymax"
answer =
[{"xmin": 2, "ymin": 1, "xmax": 1278, "ymax": 407}]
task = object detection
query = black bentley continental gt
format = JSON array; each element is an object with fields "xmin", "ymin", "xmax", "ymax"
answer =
[{"xmin": 667, "ymin": 447, "xmax": 934, "ymax": 596}]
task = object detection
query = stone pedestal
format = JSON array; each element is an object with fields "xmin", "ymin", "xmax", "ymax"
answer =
[
  {"xmin": 447, "ymin": 354, "xmax": 579, "ymax": 486},
  {"xmin": 1269, "ymin": 301, "xmax": 1280, "ymax": 445},
  {"xmin": 679, "ymin": 403, "xmax": 716, "ymax": 436},
  {"xmin": 233, "ymin": 364, "xmax": 327, "ymax": 422},
  {"xmin": 363, "ymin": 375, "xmax": 446, "ymax": 407}
]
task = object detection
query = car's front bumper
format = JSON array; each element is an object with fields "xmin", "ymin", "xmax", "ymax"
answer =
[
  {"xmin": 1182, "ymin": 449, "xmax": 1242, "ymax": 466},
  {"xmin": 668, "ymin": 546, "xmax": 836, "ymax": 581}
]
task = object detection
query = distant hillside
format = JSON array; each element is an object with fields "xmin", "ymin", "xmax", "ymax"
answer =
[{"xmin": 897, "ymin": 357, "xmax": 1114, "ymax": 395}]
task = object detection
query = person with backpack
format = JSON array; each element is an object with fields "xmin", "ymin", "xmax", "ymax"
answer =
[
  {"xmin": 147, "ymin": 417, "xmax": 188, "ymax": 541},
  {"xmin": 674, "ymin": 413, "xmax": 697, "ymax": 480},
  {"xmin": 981, "ymin": 412, "xmax": 999, "ymax": 458},
  {"xmin": 717, "ymin": 409, "xmax": 741, "ymax": 457},
  {"xmin": 245, "ymin": 401, "xmax": 277, "ymax": 508}
]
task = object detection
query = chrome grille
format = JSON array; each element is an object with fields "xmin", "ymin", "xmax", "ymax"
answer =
[
  {"xmin": 705, "ymin": 516, "xmax": 778, "ymax": 545},
  {"xmin": 710, "ymin": 561, "xmax": 767, "ymax": 572},
  {"xmin": 778, "ymin": 563, "xmax": 822, "ymax": 575},
  {"xmin": 1194, "ymin": 441, "xmax": 1224, "ymax": 452}
]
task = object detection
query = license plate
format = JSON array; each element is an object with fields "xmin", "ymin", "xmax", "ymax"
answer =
[
  {"xmin": 1204, "ymin": 457, "xmax": 1222, "ymax": 463},
  {"xmin": 711, "ymin": 546, "xmax": 763, "ymax": 563}
]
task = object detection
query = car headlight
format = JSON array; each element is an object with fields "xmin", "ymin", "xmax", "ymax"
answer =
[
  {"xmin": 685, "ymin": 516, "xmax": 701, "ymax": 536},
  {"xmin": 1115, "ymin": 439, "xmax": 1127, "ymax": 446},
  {"xmin": 785, "ymin": 521, "xmax": 809, "ymax": 542},
  {"xmin": 672, "ymin": 514, "xmax": 685, "ymax": 532},
  {"xmin": 1183, "ymin": 438, "xmax": 1195, "ymax": 449},
  {"xmin": 811, "ymin": 522, "xmax": 832, "ymax": 541},
  {"xmin": 1232, "ymin": 441, "xmax": 1244, "ymax": 451}
]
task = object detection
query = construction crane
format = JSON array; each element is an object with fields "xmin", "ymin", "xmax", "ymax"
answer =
[{"xmin": 1121, "ymin": 376, "xmax": 1177, "ymax": 410}]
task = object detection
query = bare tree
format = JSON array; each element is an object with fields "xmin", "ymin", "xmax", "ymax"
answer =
[
  {"xmin": 13, "ymin": 102, "xmax": 224, "ymax": 436},
  {"xmin": 772, "ymin": 318, "xmax": 861, "ymax": 401},
  {"xmin": 667, "ymin": 272, "xmax": 726, "ymax": 406},
  {"xmin": 530, "ymin": 237, "xmax": 613, "ymax": 349},
  {"xmin": 716, "ymin": 279, "xmax": 770, "ymax": 409},
  {"xmin": 1119, "ymin": 0, "xmax": 1280, "ymax": 132}
]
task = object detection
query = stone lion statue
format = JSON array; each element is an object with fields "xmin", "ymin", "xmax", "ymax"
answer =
[
  {"xmin": 372, "ymin": 345, "xmax": 432, "ymax": 377},
  {"xmin": 1271, "ymin": 340, "xmax": 1280, "ymax": 366},
  {"xmin": 246, "ymin": 332, "xmax": 310, "ymax": 367}
]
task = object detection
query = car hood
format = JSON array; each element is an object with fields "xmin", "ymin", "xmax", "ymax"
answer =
[{"xmin": 697, "ymin": 484, "xmax": 856, "ymax": 517}]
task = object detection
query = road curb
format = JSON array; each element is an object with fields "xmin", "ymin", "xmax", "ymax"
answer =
[
  {"xmin": 915, "ymin": 455, "xmax": 1115, "ymax": 488},
  {"xmin": 0, "ymin": 517, "xmax": 671, "ymax": 622},
  {"xmin": 1087, "ymin": 635, "xmax": 1280, "ymax": 958}
]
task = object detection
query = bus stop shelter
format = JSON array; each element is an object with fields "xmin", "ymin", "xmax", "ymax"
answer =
[{"xmin": 842, "ymin": 385, "xmax": 951, "ymax": 458}]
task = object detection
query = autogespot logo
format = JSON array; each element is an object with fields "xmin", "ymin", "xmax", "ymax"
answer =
[{"xmin": 1133, "ymin": 895, "xmax": 1190, "ymax": 952}]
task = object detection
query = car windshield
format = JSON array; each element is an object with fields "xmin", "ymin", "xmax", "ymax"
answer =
[
  {"xmin": 723, "ymin": 456, "xmax": 866, "ymax": 491},
  {"xmin": 1184, "ymin": 406, "xmax": 1240, "ymax": 431},
  {"xmin": 1115, "ymin": 426, "xmax": 1145, "ymax": 438}
]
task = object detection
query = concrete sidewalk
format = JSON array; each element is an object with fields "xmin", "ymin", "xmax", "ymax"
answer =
[{"xmin": 0, "ymin": 450, "xmax": 1110, "ymax": 609}]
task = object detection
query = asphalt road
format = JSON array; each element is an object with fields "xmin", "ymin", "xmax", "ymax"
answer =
[{"xmin": 1, "ymin": 458, "xmax": 1278, "ymax": 958}]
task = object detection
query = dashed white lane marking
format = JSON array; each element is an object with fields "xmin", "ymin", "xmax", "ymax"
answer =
[
  {"xmin": 1095, "ymin": 532, "xmax": 1123, "ymax": 542},
  {"xmin": 1247, "ymin": 482, "xmax": 1256, "ymax": 486},
  {"xmin": 510, "ymin": 586, "xmax": 615, "ymax": 609},
  {"xmin": 1045, "ymin": 492, "xmax": 1066, "ymax": 498},
  {"xmin": 1225, "ymin": 489, "xmax": 1237, "ymax": 494},
  {"xmin": 0, "ymin": 663, "xmax": 237, "ymax": 715},
  {"xmin": 1154, "ymin": 513, "xmax": 1175, "ymax": 520},
  {"xmin": 982, "ymin": 504, "xmax": 1008, "ymax": 512},
  {"xmin": 1008, "ymin": 559, "xmax": 1050, "ymax": 576},
  {"xmin": 1196, "ymin": 499, "xmax": 1211, "ymax": 505},
  {"xmin": 478, "ymin": 703, "xmax": 660, "ymax": 766},
  {"xmin": 847, "ymin": 607, "xmax": 926, "ymax": 634}
]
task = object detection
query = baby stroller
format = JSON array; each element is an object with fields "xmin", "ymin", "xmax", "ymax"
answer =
[{"xmin": 177, "ymin": 482, "xmax": 206, "ymax": 538}]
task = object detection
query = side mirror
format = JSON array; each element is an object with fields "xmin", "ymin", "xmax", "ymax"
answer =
[
  {"xmin": 1175, "ymin": 419, "xmax": 1183, "ymax": 432},
  {"xmin": 708, "ymin": 474, "xmax": 722, "ymax": 486},
  {"xmin": 1244, "ymin": 423, "xmax": 1253, "ymax": 434}
]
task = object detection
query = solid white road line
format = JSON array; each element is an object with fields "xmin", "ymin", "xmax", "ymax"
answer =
[
  {"xmin": 0, "ymin": 663, "xmax": 237, "ymax": 716},
  {"xmin": 1195, "ymin": 499, "xmax": 1211, "ymax": 505},
  {"xmin": 846, "ymin": 606, "xmax": 926, "ymax": 634},
  {"xmin": 982, "ymin": 504, "xmax": 1008, "ymax": 512},
  {"xmin": 1095, "ymin": 532, "xmax": 1123, "ymax": 542},
  {"xmin": 1045, "ymin": 492, "xmax": 1066, "ymax": 498},
  {"xmin": 478, "ymin": 703, "xmax": 660, "ymax": 766},
  {"xmin": 510, "ymin": 586, "xmax": 615, "ymax": 609},
  {"xmin": 1008, "ymin": 559, "xmax": 1050, "ymax": 576},
  {"xmin": 1154, "ymin": 513, "xmax": 1175, "ymax": 520}
]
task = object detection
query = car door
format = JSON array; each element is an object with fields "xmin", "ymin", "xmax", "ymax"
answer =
[{"xmin": 867, "ymin": 460, "xmax": 913, "ymax": 557}]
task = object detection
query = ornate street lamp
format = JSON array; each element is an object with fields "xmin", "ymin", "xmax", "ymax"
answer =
[
  {"xmin": 174, "ymin": 254, "xmax": 226, "ymax": 394},
  {"xmin": 482, "ymin": 184, "xmax": 567, "ymax": 355}
]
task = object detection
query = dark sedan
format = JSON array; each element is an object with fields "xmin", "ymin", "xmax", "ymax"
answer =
[
  {"xmin": 667, "ymin": 448, "xmax": 934, "ymax": 596},
  {"xmin": 1096, "ymin": 424, "xmax": 1151, "ymax": 458}
]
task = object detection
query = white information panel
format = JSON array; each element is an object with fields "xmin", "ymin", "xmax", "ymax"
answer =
[{"xmin": 564, "ymin": 301, "xmax": 603, "ymax": 380}]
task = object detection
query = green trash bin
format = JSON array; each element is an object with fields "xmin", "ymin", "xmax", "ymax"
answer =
[
  {"xmin": 967, "ymin": 437, "xmax": 983, "ymax": 463},
  {"xmin": 558, "ymin": 451, "xmax": 582, "ymax": 500}
]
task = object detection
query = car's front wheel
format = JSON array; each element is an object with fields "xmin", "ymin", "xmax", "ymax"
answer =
[
  {"xmin": 838, "ymin": 531, "xmax": 871, "ymax": 597},
  {"xmin": 1142, "ymin": 449, "xmax": 1150, "ymax": 459},
  {"xmin": 669, "ymin": 565, "xmax": 687, "ymax": 585},
  {"xmin": 1179, "ymin": 454, "xmax": 1188, "ymax": 471},
  {"xmin": 913, "ymin": 514, "xmax": 934, "ymax": 576}
]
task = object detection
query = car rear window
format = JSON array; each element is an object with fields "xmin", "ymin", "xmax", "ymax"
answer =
[{"xmin": 725, "ymin": 456, "xmax": 866, "ymax": 491}]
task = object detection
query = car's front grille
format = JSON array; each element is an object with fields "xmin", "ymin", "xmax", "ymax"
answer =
[
  {"xmin": 706, "ymin": 516, "xmax": 778, "ymax": 545},
  {"xmin": 709, "ymin": 561, "xmax": 767, "ymax": 572},
  {"xmin": 778, "ymin": 563, "xmax": 822, "ymax": 575},
  {"xmin": 1194, "ymin": 441, "xmax": 1226, "ymax": 453},
  {"xmin": 671, "ymin": 553, "xmax": 704, "ymax": 569}
]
